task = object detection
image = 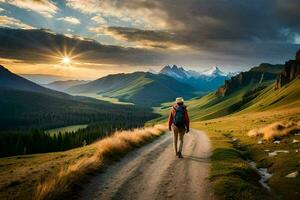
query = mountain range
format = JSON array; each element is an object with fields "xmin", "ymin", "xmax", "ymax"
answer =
[
  {"xmin": 19, "ymin": 74, "xmax": 71, "ymax": 84},
  {"xmin": 0, "ymin": 65, "xmax": 154, "ymax": 131},
  {"xmin": 67, "ymin": 72, "xmax": 199, "ymax": 106},
  {"xmin": 66, "ymin": 65, "xmax": 236, "ymax": 106},
  {"xmin": 44, "ymin": 80, "xmax": 89, "ymax": 92},
  {"xmin": 159, "ymin": 65, "xmax": 235, "ymax": 91},
  {"xmin": 156, "ymin": 49, "xmax": 300, "ymax": 122}
]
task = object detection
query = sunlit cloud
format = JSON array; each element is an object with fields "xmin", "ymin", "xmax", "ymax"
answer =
[
  {"xmin": 0, "ymin": 0, "xmax": 58, "ymax": 18},
  {"xmin": 91, "ymin": 15, "xmax": 106, "ymax": 24},
  {"xmin": 57, "ymin": 16, "xmax": 80, "ymax": 25},
  {"xmin": 0, "ymin": 15, "xmax": 34, "ymax": 29},
  {"xmin": 0, "ymin": 7, "xmax": 5, "ymax": 12},
  {"xmin": 65, "ymin": 0, "xmax": 168, "ymax": 29},
  {"xmin": 89, "ymin": 26, "xmax": 188, "ymax": 50},
  {"xmin": 0, "ymin": 0, "xmax": 300, "ymax": 78}
]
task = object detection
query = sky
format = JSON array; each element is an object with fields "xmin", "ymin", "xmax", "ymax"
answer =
[{"xmin": 0, "ymin": 0, "xmax": 299, "ymax": 79}]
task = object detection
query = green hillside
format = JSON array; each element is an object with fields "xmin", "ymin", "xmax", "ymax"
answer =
[
  {"xmin": 154, "ymin": 76, "xmax": 300, "ymax": 124},
  {"xmin": 68, "ymin": 72, "xmax": 199, "ymax": 106},
  {"xmin": 239, "ymin": 77, "xmax": 300, "ymax": 112},
  {"xmin": 0, "ymin": 87, "xmax": 155, "ymax": 131},
  {"xmin": 188, "ymin": 77, "xmax": 299, "ymax": 120}
]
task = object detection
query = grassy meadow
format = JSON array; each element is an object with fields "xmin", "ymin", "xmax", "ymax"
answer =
[
  {"xmin": 193, "ymin": 106, "xmax": 300, "ymax": 199},
  {"xmin": 0, "ymin": 125, "xmax": 167, "ymax": 200},
  {"xmin": 152, "ymin": 77, "xmax": 300, "ymax": 199}
]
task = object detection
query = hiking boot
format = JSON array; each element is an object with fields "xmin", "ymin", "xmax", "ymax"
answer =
[{"xmin": 177, "ymin": 152, "xmax": 183, "ymax": 158}]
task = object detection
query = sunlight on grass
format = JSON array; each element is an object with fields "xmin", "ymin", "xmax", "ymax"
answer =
[
  {"xmin": 34, "ymin": 125, "xmax": 167, "ymax": 200},
  {"xmin": 248, "ymin": 120, "xmax": 300, "ymax": 140}
]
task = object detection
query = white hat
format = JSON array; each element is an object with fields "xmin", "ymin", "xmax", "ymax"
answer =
[{"xmin": 176, "ymin": 97, "xmax": 184, "ymax": 103}]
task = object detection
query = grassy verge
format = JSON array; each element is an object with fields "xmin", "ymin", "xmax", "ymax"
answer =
[
  {"xmin": 192, "ymin": 107, "xmax": 300, "ymax": 200},
  {"xmin": 0, "ymin": 125, "xmax": 167, "ymax": 200}
]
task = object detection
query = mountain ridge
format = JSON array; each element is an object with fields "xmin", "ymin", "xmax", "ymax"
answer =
[
  {"xmin": 45, "ymin": 80, "xmax": 89, "ymax": 92},
  {"xmin": 68, "ymin": 71, "xmax": 199, "ymax": 106},
  {"xmin": 0, "ymin": 65, "xmax": 155, "ymax": 130},
  {"xmin": 159, "ymin": 64, "xmax": 231, "ymax": 91},
  {"xmin": 0, "ymin": 65, "xmax": 70, "ymax": 98},
  {"xmin": 216, "ymin": 63, "xmax": 284, "ymax": 96}
]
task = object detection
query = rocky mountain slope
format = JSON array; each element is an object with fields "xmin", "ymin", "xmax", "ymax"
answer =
[
  {"xmin": 216, "ymin": 63, "xmax": 284, "ymax": 96},
  {"xmin": 276, "ymin": 49, "xmax": 300, "ymax": 89}
]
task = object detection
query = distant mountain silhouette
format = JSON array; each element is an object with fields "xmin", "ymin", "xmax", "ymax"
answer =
[
  {"xmin": 45, "ymin": 80, "xmax": 89, "ymax": 92},
  {"xmin": 19, "ymin": 74, "xmax": 71, "ymax": 84},
  {"xmin": 0, "ymin": 65, "xmax": 154, "ymax": 130},
  {"xmin": 68, "ymin": 71, "xmax": 199, "ymax": 106},
  {"xmin": 0, "ymin": 65, "xmax": 69, "ymax": 98}
]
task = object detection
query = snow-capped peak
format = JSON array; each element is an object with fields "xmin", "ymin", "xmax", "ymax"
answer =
[
  {"xmin": 200, "ymin": 66, "xmax": 227, "ymax": 76},
  {"xmin": 160, "ymin": 65, "xmax": 191, "ymax": 79},
  {"xmin": 159, "ymin": 65, "xmax": 235, "ymax": 80}
]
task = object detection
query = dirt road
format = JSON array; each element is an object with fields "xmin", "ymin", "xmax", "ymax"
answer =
[{"xmin": 78, "ymin": 129, "xmax": 214, "ymax": 200}]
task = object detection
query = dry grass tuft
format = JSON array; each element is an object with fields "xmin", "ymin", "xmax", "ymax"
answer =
[
  {"xmin": 35, "ymin": 124, "xmax": 167, "ymax": 200},
  {"xmin": 247, "ymin": 121, "xmax": 300, "ymax": 140}
]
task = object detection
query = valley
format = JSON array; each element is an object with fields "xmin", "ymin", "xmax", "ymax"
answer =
[
  {"xmin": 0, "ymin": 2, "xmax": 299, "ymax": 200},
  {"xmin": 151, "ymin": 50, "xmax": 300, "ymax": 199},
  {"xmin": 0, "ymin": 46, "xmax": 299, "ymax": 200}
]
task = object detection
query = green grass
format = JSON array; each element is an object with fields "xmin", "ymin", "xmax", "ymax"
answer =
[
  {"xmin": 0, "ymin": 125, "xmax": 167, "ymax": 200},
  {"xmin": 152, "ymin": 77, "xmax": 300, "ymax": 199},
  {"xmin": 192, "ymin": 106, "xmax": 300, "ymax": 200},
  {"xmin": 188, "ymin": 77, "xmax": 300, "ymax": 199},
  {"xmin": 153, "ymin": 81, "xmax": 273, "ymax": 122},
  {"xmin": 69, "ymin": 72, "xmax": 199, "ymax": 106}
]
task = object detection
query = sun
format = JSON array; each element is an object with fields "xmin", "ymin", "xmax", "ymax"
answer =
[{"xmin": 62, "ymin": 56, "xmax": 71, "ymax": 65}]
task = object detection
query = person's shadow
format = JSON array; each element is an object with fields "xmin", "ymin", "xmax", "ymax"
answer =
[{"xmin": 182, "ymin": 155, "xmax": 209, "ymax": 163}]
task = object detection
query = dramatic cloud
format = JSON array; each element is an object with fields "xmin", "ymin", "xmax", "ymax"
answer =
[
  {"xmin": 57, "ymin": 16, "xmax": 81, "ymax": 25},
  {"xmin": 0, "ymin": 28, "xmax": 165, "ymax": 67},
  {"xmin": 73, "ymin": 0, "xmax": 300, "ymax": 61},
  {"xmin": 0, "ymin": 0, "xmax": 58, "ymax": 17},
  {"xmin": 90, "ymin": 26, "xmax": 184, "ymax": 49},
  {"xmin": 66, "ymin": 0, "xmax": 169, "ymax": 29},
  {"xmin": 0, "ymin": 15, "xmax": 33, "ymax": 29},
  {"xmin": 0, "ymin": 0, "xmax": 300, "ymax": 75}
]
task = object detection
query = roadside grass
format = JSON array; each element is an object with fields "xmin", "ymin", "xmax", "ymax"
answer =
[
  {"xmin": 192, "ymin": 106, "xmax": 300, "ymax": 200},
  {"xmin": 0, "ymin": 125, "xmax": 167, "ymax": 200},
  {"xmin": 150, "ymin": 77, "xmax": 300, "ymax": 199},
  {"xmin": 248, "ymin": 120, "xmax": 300, "ymax": 140}
]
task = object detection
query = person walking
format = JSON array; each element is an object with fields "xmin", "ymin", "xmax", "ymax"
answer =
[{"xmin": 168, "ymin": 97, "xmax": 190, "ymax": 158}]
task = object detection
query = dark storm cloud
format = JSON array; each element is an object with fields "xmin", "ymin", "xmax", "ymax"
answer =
[
  {"xmin": 1, "ymin": 0, "xmax": 300, "ymax": 70},
  {"xmin": 0, "ymin": 28, "xmax": 164, "ymax": 66},
  {"xmin": 98, "ymin": 0, "xmax": 300, "ymax": 59}
]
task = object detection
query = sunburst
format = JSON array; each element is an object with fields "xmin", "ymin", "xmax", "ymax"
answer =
[{"xmin": 62, "ymin": 56, "xmax": 71, "ymax": 65}]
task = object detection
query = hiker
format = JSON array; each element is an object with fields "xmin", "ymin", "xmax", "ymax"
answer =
[{"xmin": 168, "ymin": 97, "xmax": 190, "ymax": 158}]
